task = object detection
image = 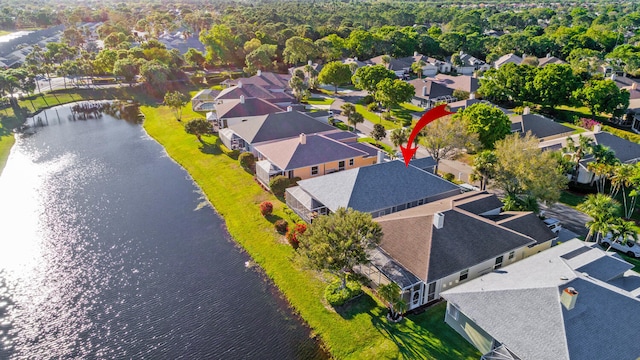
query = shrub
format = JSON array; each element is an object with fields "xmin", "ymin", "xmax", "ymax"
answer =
[
  {"xmin": 367, "ymin": 102, "xmax": 378, "ymax": 112},
  {"xmin": 443, "ymin": 172, "xmax": 456, "ymax": 182},
  {"xmin": 259, "ymin": 201, "xmax": 273, "ymax": 216},
  {"xmin": 324, "ymin": 278, "xmax": 363, "ymax": 307},
  {"xmin": 360, "ymin": 95, "xmax": 375, "ymax": 105},
  {"xmin": 286, "ymin": 222, "xmax": 307, "ymax": 249},
  {"xmin": 269, "ymin": 175, "xmax": 290, "ymax": 197},
  {"xmin": 274, "ymin": 219, "xmax": 288, "ymax": 234},
  {"xmin": 574, "ymin": 117, "xmax": 601, "ymax": 131},
  {"xmin": 238, "ymin": 152, "xmax": 256, "ymax": 169}
]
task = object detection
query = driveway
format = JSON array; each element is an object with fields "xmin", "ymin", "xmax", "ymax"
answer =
[{"xmin": 540, "ymin": 202, "xmax": 591, "ymax": 238}]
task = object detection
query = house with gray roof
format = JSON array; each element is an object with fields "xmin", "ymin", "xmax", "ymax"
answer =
[
  {"xmin": 456, "ymin": 52, "xmax": 491, "ymax": 75},
  {"xmin": 221, "ymin": 70, "xmax": 290, "ymax": 92},
  {"xmin": 494, "ymin": 53, "xmax": 523, "ymax": 69},
  {"xmin": 253, "ymin": 132, "xmax": 379, "ymax": 187},
  {"xmin": 510, "ymin": 111, "xmax": 574, "ymax": 141},
  {"xmin": 215, "ymin": 82, "xmax": 294, "ymax": 106},
  {"xmin": 540, "ymin": 128, "xmax": 640, "ymax": 185},
  {"xmin": 209, "ymin": 97, "xmax": 284, "ymax": 129},
  {"xmin": 441, "ymin": 239, "xmax": 640, "ymax": 360},
  {"xmin": 218, "ymin": 110, "xmax": 336, "ymax": 154},
  {"xmin": 362, "ymin": 191, "xmax": 556, "ymax": 310},
  {"xmin": 409, "ymin": 74, "xmax": 480, "ymax": 109},
  {"xmin": 285, "ymin": 159, "xmax": 461, "ymax": 223}
]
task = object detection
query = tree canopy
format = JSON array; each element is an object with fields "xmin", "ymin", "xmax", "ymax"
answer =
[
  {"xmin": 455, "ymin": 103, "xmax": 510, "ymax": 149},
  {"xmin": 298, "ymin": 208, "xmax": 383, "ymax": 289}
]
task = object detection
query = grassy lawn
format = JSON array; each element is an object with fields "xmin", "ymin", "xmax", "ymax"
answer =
[
  {"xmin": 141, "ymin": 99, "xmax": 480, "ymax": 359},
  {"xmin": 0, "ymin": 85, "xmax": 481, "ymax": 359},
  {"xmin": 305, "ymin": 97, "xmax": 335, "ymax": 106},
  {"xmin": 554, "ymin": 105, "xmax": 608, "ymax": 123},
  {"xmin": 358, "ymin": 137, "xmax": 394, "ymax": 155},
  {"xmin": 559, "ymin": 191, "xmax": 587, "ymax": 208},
  {"xmin": 355, "ymin": 104, "xmax": 402, "ymax": 130}
]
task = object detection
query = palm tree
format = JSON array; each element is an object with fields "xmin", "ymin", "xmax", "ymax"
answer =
[
  {"xmin": 602, "ymin": 218, "xmax": 640, "ymax": 252},
  {"xmin": 610, "ymin": 163, "xmax": 636, "ymax": 217},
  {"xmin": 563, "ymin": 135, "xmax": 593, "ymax": 183},
  {"xmin": 411, "ymin": 60, "xmax": 426, "ymax": 79},
  {"xmin": 577, "ymin": 193, "xmax": 620, "ymax": 242},
  {"xmin": 587, "ymin": 144, "xmax": 619, "ymax": 193},
  {"xmin": 348, "ymin": 111, "xmax": 364, "ymax": 132},
  {"xmin": 390, "ymin": 128, "xmax": 408, "ymax": 150},
  {"xmin": 377, "ymin": 283, "xmax": 406, "ymax": 321}
]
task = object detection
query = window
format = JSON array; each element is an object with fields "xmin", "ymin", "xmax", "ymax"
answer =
[
  {"xmin": 459, "ymin": 269, "xmax": 469, "ymax": 281},
  {"xmin": 494, "ymin": 255, "xmax": 504, "ymax": 270},
  {"xmin": 427, "ymin": 282, "xmax": 436, "ymax": 302},
  {"xmin": 508, "ymin": 251, "xmax": 515, "ymax": 260},
  {"xmin": 349, "ymin": 158, "xmax": 354, "ymax": 166},
  {"xmin": 338, "ymin": 161, "xmax": 345, "ymax": 171},
  {"xmin": 447, "ymin": 303, "xmax": 460, "ymax": 320},
  {"xmin": 311, "ymin": 166, "xmax": 318, "ymax": 176}
]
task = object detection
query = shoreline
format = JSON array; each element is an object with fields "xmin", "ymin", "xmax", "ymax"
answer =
[{"xmin": 1, "ymin": 94, "xmax": 480, "ymax": 359}]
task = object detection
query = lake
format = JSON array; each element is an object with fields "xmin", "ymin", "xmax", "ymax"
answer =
[{"xmin": 0, "ymin": 102, "xmax": 327, "ymax": 359}]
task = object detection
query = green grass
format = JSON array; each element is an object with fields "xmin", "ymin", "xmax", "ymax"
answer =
[
  {"xmin": 559, "ymin": 191, "xmax": 587, "ymax": 208},
  {"xmin": 554, "ymin": 105, "xmax": 608, "ymax": 123},
  {"xmin": 305, "ymin": 97, "xmax": 335, "ymax": 106},
  {"xmin": 354, "ymin": 104, "xmax": 401, "ymax": 130},
  {"xmin": 141, "ymin": 98, "xmax": 480, "ymax": 359},
  {"xmin": 0, "ymin": 85, "xmax": 481, "ymax": 359},
  {"xmin": 0, "ymin": 30, "xmax": 10, "ymax": 36},
  {"xmin": 358, "ymin": 137, "xmax": 394, "ymax": 155}
]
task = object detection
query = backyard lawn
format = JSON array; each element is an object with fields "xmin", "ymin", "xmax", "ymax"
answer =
[
  {"xmin": 305, "ymin": 97, "xmax": 335, "ymax": 106},
  {"xmin": 0, "ymin": 86, "xmax": 481, "ymax": 359},
  {"xmin": 141, "ymin": 100, "xmax": 480, "ymax": 359}
]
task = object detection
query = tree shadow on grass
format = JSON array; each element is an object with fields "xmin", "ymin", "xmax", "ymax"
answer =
[
  {"xmin": 369, "ymin": 303, "xmax": 481, "ymax": 360},
  {"xmin": 199, "ymin": 139, "xmax": 222, "ymax": 155},
  {"xmin": 264, "ymin": 213, "xmax": 283, "ymax": 224},
  {"xmin": 334, "ymin": 291, "xmax": 379, "ymax": 320}
]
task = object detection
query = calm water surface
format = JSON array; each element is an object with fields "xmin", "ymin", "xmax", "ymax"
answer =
[{"xmin": 0, "ymin": 102, "xmax": 327, "ymax": 359}]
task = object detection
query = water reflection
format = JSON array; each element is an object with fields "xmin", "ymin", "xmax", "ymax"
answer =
[{"xmin": 0, "ymin": 102, "xmax": 326, "ymax": 359}]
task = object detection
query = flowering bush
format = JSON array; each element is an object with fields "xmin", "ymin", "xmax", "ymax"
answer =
[
  {"xmin": 259, "ymin": 201, "xmax": 273, "ymax": 216},
  {"xmin": 286, "ymin": 223, "xmax": 307, "ymax": 249},
  {"xmin": 575, "ymin": 117, "xmax": 601, "ymax": 131}
]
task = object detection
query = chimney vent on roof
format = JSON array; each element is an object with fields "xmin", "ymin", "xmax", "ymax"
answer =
[
  {"xmin": 433, "ymin": 212, "xmax": 445, "ymax": 229},
  {"xmin": 377, "ymin": 150, "xmax": 384, "ymax": 164},
  {"xmin": 593, "ymin": 124, "xmax": 602, "ymax": 133},
  {"xmin": 632, "ymin": 82, "xmax": 637, "ymax": 91},
  {"xmin": 299, "ymin": 133, "xmax": 306, "ymax": 145},
  {"xmin": 286, "ymin": 106, "xmax": 293, "ymax": 112},
  {"xmin": 422, "ymin": 86, "xmax": 427, "ymax": 97},
  {"xmin": 560, "ymin": 287, "xmax": 578, "ymax": 310},
  {"xmin": 308, "ymin": 59, "xmax": 313, "ymax": 66},
  {"xmin": 469, "ymin": 92, "xmax": 476, "ymax": 100},
  {"xmin": 257, "ymin": 69, "xmax": 262, "ymax": 76},
  {"xmin": 523, "ymin": 106, "xmax": 530, "ymax": 115},
  {"xmin": 238, "ymin": 81, "xmax": 243, "ymax": 88},
  {"xmin": 239, "ymin": 95, "xmax": 245, "ymax": 104},
  {"xmin": 414, "ymin": 51, "xmax": 418, "ymax": 57}
]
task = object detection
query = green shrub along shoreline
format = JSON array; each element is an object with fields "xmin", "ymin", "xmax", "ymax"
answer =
[{"xmin": 1, "ymin": 89, "xmax": 479, "ymax": 359}]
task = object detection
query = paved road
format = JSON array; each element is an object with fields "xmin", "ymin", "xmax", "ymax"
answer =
[{"xmin": 540, "ymin": 202, "xmax": 591, "ymax": 238}]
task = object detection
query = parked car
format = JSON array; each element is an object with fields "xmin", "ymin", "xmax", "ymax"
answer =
[
  {"xmin": 600, "ymin": 233, "xmax": 640, "ymax": 258},
  {"xmin": 543, "ymin": 218, "xmax": 562, "ymax": 234}
]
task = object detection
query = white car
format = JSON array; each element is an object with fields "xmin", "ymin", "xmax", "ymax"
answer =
[
  {"xmin": 543, "ymin": 218, "xmax": 562, "ymax": 234},
  {"xmin": 600, "ymin": 233, "xmax": 640, "ymax": 258}
]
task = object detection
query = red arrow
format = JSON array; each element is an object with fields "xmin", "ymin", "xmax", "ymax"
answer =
[{"xmin": 400, "ymin": 104, "xmax": 453, "ymax": 167}]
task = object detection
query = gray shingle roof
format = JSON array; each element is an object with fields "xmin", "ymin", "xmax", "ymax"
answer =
[
  {"xmin": 254, "ymin": 134, "xmax": 371, "ymax": 170},
  {"xmin": 442, "ymin": 240, "xmax": 640, "ymax": 360},
  {"xmin": 215, "ymin": 98, "xmax": 283, "ymax": 119},
  {"xmin": 593, "ymin": 132, "xmax": 640, "ymax": 163},
  {"xmin": 229, "ymin": 111, "xmax": 335, "ymax": 144},
  {"xmin": 496, "ymin": 212, "xmax": 557, "ymax": 245},
  {"xmin": 216, "ymin": 83, "xmax": 293, "ymax": 102},
  {"xmin": 295, "ymin": 160, "xmax": 461, "ymax": 213},
  {"xmin": 511, "ymin": 114, "xmax": 574, "ymax": 140},
  {"xmin": 454, "ymin": 192, "xmax": 504, "ymax": 215}
]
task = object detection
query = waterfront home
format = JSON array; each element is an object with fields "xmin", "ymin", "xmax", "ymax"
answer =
[
  {"xmin": 441, "ymin": 239, "xmax": 640, "ymax": 360},
  {"xmin": 362, "ymin": 191, "xmax": 556, "ymax": 311},
  {"xmin": 253, "ymin": 132, "xmax": 379, "ymax": 187},
  {"xmin": 221, "ymin": 70, "xmax": 290, "ymax": 92},
  {"xmin": 218, "ymin": 110, "xmax": 335, "ymax": 154},
  {"xmin": 215, "ymin": 82, "xmax": 294, "ymax": 106},
  {"xmin": 285, "ymin": 159, "xmax": 461, "ymax": 223},
  {"xmin": 191, "ymin": 89, "xmax": 221, "ymax": 112},
  {"xmin": 208, "ymin": 97, "xmax": 284, "ymax": 129}
]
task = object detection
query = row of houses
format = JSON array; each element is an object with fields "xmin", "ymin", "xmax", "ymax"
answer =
[{"xmin": 190, "ymin": 68, "xmax": 640, "ymax": 360}]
